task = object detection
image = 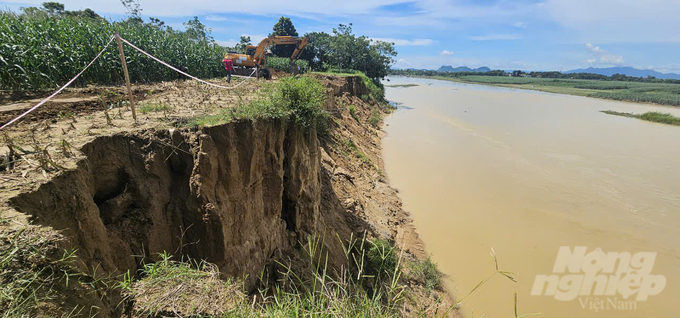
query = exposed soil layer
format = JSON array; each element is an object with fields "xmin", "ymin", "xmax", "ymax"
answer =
[{"xmin": 0, "ymin": 75, "xmax": 458, "ymax": 317}]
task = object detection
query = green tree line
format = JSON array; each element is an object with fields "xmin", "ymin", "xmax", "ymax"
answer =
[{"xmin": 389, "ymin": 68, "xmax": 680, "ymax": 85}]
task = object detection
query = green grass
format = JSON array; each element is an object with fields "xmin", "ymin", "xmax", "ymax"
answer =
[
  {"xmin": 408, "ymin": 257, "xmax": 442, "ymax": 291},
  {"xmin": 428, "ymin": 75, "xmax": 680, "ymax": 106},
  {"xmin": 601, "ymin": 110, "xmax": 680, "ymax": 126},
  {"xmin": 348, "ymin": 104, "xmax": 360, "ymax": 123},
  {"xmin": 386, "ymin": 84, "xmax": 418, "ymax": 88},
  {"xmin": 138, "ymin": 102, "xmax": 171, "ymax": 114},
  {"xmin": 342, "ymin": 138, "xmax": 371, "ymax": 165},
  {"xmin": 311, "ymin": 71, "xmax": 360, "ymax": 77},
  {"xmin": 368, "ymin": 108, "xmax": 381, "ymax": 127},
  {"xmin": 120, "ymin": 234, "xmax": 409, "ymax": 317},
  {"xmin": 188, "ymin": 76, "xmax": 327, "ymax": 128},
  {"xmin": 0, "ymin": 226, "xmax": 109, "ymax": 317}
]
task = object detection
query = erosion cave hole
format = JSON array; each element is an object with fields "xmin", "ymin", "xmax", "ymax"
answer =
[{"xmin": 282, "ymin": 198, "xmax": 296, "ymax": 231}]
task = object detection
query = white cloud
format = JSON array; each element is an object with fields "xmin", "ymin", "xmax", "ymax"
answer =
[
  {"xmin": 513, "ymin": 21, "xmax": 528, "ymax": 29},
  {"xmin": 440, "ymin": 50, "xmax": 453, "ymax": 55},
  {"xmin": 468, "ymin": 34, "xmax": 521, "ymax": 41},
  {"xmin": 542, "ymin": 0, "xmax": 680, "ymax": 42},
  {"xmin": 584, "ymin": 43, "xmax": 624, "ymax": 65},
  {"xmin": 599, "ymin": 54, "xmax": 624, "ymax": 64},
  {"xmin": 371, "ymin": 38, "xmax": 434, "ymax": 46},
  {"xmin": 585, "ymin": 43, "xmax": 602, "ymax": 53},
  {"xmin": 205, "ymin": 15, "xmax": 226, "ymax": 21}
]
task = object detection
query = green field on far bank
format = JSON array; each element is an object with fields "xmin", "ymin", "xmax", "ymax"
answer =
[{"xmin": 421, "ymin": 75, "xmax": 680, "ymax": 106}]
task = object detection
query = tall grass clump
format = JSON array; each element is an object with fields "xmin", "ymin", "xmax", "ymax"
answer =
[
  {"xmin": 119, "ymin": 252, "xmax": 243, "ymax": 317},
  {"xmin": 0, "ymin": 10, "xmax": 227, "ymax": 90},
  {"xmin": 120, "ymin": 234, "xmax": 407, "ymax": 317},
  {"xmin": 266, "ymin": 57, "xmax": 309, "ymax": 73},
  {"xmin": 0, "ymin": 227, "xmax": 109, "ymax": 317},
  {"xmin": 408, "ymin": 257, "xmax": 442, "ymax": 291},
  {"xmin": 189, "ymin": 76, "xmax": 327, "ymax": 129}
]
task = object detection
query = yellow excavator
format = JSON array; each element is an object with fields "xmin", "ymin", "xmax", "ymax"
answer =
[{"xmin": 225, "ymin": 36, "xmax": 308, "ymax": 79}]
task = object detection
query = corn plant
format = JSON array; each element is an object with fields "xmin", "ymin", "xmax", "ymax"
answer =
[{"xmin": 0, "ymin": 10, "xmax": 228, "ymax": 90}]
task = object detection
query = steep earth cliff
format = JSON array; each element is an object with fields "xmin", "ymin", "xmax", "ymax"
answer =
[{"xmin": 0, "ymin": 75, "xmax": 457, "ymax": 317}]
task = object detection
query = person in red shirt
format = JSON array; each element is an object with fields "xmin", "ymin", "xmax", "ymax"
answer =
[{"xmin": 222, "ymin": 58, "xmax": 234, "ymax": 83}]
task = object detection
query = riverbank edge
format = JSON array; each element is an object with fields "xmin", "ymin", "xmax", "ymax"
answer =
[{"xmin": 399, "ymin": 75, "xmax": 679, "ymax": 108}]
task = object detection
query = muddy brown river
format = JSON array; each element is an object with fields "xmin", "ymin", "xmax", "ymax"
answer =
[{"xmin": 382, "ymin": 77, "xmax": 680, "ymax": 317}]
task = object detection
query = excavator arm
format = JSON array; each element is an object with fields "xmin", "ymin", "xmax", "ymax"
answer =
[{"xmin": 251, "ymin": 36, "xmax": 308, "ymax": 67}]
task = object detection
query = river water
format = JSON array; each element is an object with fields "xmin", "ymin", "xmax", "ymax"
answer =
[{"xmin": 382, "ymin": 76, "xmax": 680, "ymax": 317}]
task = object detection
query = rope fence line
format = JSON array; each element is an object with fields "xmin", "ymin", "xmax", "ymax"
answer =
[
  {"xmin": 117, "ymin": 35, "xmax": 256, "ymax": 90},
  {"xmin": 0, "ymin": 35, "xmax": 116, "ymax": 130},
  {"xmin": 0, "ymin": 34, "xmax": 259, "ymax": 130}
]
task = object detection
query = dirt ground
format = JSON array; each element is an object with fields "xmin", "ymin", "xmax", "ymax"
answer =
[{"xmin": 0, "ymin": 75, "xmax": 460, "ymax": 317}]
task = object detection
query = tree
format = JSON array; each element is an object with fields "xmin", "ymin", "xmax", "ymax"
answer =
[
  {"xmin": 148, "ymin": 17, "xmax": 166, "ymax": 29},
  {"xmin": 299, "ymin": 32, "xmax": 332, "ymax": 70},
  {"xmin": 42, "ymin": 2, "xmax": 64, "ymax": 14},
  {"xmin": 323, "ymin": 23, "xmax": 396, "ymax": 80},
  {"xmin": 120, "ymin": 0, "xmax": 142, "ymax": 17},
  {"xmin": 66, "ymin": 8, "xmax": 102, "ymax": 19},
  {"xmin": 184, "ymin": 16, "xmax": 213, "ymax": 43},
  {"xmin": 270, "ymin": 16, "xmax": 299, "ymax": 57},
  {"xmin": 235, "ymin": 36, "xmax": 251, "ymax": 53}
]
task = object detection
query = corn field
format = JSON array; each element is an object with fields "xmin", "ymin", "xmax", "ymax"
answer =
[
  {"xmin": 266, "ymin": 57, "xmax": 309, "ymax": 73},
  {"xmin": 0, "ymin": 11, "xmax": 228, "ymax": 91}
]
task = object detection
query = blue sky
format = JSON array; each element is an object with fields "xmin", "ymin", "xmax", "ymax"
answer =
[{"xmin": 3, "ymin": 0, "xmax": 680, "ymax": 72}]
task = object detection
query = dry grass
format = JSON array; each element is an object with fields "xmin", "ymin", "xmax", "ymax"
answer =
[{"xmin": 120, "ymin": 252, "xmax": 244, "ymax": 317}]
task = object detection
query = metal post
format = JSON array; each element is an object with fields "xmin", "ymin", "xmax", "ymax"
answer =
[{"xmin": 115, "ymin": 33, "xmax": 137, "ymax": 122}]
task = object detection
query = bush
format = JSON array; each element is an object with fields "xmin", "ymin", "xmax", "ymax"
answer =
[
  {"xmin": 270, "ymin": 75, "xmax": 326, "ymax": 127},
  {"xmin": 189, "ymin": 76, "xmax": 327, "ymax": 129},
  {"xmin": 365, "ymin": 238, "xmax": 398, "ymax": 281},
  {"xmin": 356, "ymin": 72, "xmax": 385, "ymax": 102},
  {"xmin": 409, "ymin": 257, "xmax": 442, "ymax": 291}
]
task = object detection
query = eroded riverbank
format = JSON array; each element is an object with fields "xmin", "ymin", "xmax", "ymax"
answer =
[{"xmin": 382, "ymin": 76, "xmax": 680, "ymax": 317}]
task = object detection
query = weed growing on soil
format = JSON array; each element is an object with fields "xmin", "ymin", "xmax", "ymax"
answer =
[
  {"xmin": 602, "ymin": 110, "xmax": 680, "ymax": 126},
  {"xmin": 188, "ymin": 76, "xmax": 327, "ymax": 129},
  {"xmin": 138, "ymin": 102, "xmax": 171, "ymax": 114},
  {"xmin": 408, "ymin": 257, "xmax": 442, "ymax": 291},
  {"xmin": 343, "ymin": 138, "xmax": 371, "ymax": 165},
  {"xmin": 119, "ymin": 252, "xmax": 244, "ymax": 316},
  {"xmin": 349, "ymin": 104, "xmax": 360, "ymax": 123},
  {"xmin": 0, "ymin": 227, "xmax": 91, "ymax": 317},
  {"xmin": 120, "ymin": 234, "xmax": 407, "ymax": 317},
  {"xmin": 368, "ymin": 108, "xmax": 382, "ymax": 127}
]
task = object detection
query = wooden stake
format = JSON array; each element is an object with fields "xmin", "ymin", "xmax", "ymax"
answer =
[{"xmin": 115, "ymin": 33, "xmax": 137, "ymax": 122}]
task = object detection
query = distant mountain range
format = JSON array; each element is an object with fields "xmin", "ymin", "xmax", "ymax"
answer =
[
  {"xmin": 437, "ymin": 65, "xmax": 491, "ymax": 73},
  {"xmin": 564, "ymin": 66, "xmax": 680, "ymax": 80}
]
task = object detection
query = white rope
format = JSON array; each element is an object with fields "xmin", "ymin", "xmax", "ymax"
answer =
[
  {"xmin": 117, "ymin": 35, "xmax": 256, "ymax": 90},
  {"xmin": 1, "ymin": 35, "xmax": 116, "ymax": 130}
]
